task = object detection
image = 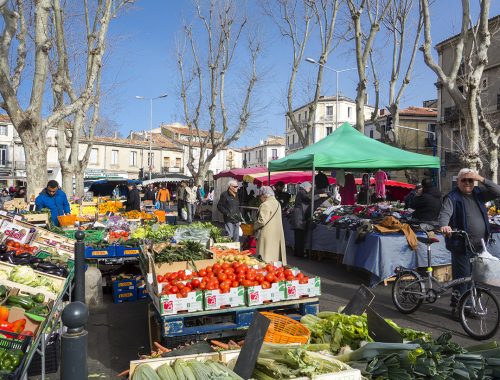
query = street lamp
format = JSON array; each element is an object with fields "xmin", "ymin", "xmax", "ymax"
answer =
[
  {"xmin": 306, "ymin": 58, "xmax": 357, "ymax": 129},
  {"xmin": 135, "ymin": 94, "xmax": 168, "ymax": 180}
]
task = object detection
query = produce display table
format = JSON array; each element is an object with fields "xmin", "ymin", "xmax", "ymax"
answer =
[
  {"xmin": 151, "ymin": 297, "xmax": 319, "ymax": 347},
  {"xmin": 283, "ymin": 218, "xmax": 500, "ymax": 285}
]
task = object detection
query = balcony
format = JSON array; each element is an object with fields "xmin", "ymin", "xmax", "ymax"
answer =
[
  {"xmin": 443, "ymin": 106, "xmax": 460, "ymax": 122},
  {"xmin": 0, "ymin": 160, "xmax": 12, "ymax": 167},
  {"xmin": 444, "ymin": 151, "xmax": 461, "ymax": 164},
  {"xmin": 271, "ymin": 156, "xmax": 278, "ymax": 161},
  {"xmin": 162, "ymin": 166, "xmax": 184, "ymax": 174}
]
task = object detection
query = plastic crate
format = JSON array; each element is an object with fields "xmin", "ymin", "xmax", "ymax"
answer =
[
  {"xmin": 0, "ymin": 330, "xmax": 33, "ymax": 380},
  {"xmin": 62, "ymin": 229, "xmax": 104, "ymax": 243},
  {"xmin": 28, "ymin": 333, "xmax": 60, "ymax": 376},
  {"xmin": 114, "ymin": 245, "xmax": 141, "ymax": 257},
  {"xmin": 85, "ymin": 246, "xmax": 115, "ymax": 258}
]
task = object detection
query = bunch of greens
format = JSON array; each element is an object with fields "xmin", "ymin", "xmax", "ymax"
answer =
[
  {"xmin": 190, "ymin": 222, "xmax": 227, "ymax": 243},
  {"xmin": 363, "ymin": 332, "xmax": 490, "ymax": 379},
  {"xmin": 253, "ymin": 345, "xmax": 354, "ymax": 379},
  {"xmin": 130, "ymin": 224, "xmax": 178, "ymax": 242},
  {"xmin": 301, "ymin": 311, "xmax": 431, "ymax": 354},
  {"xmin": 155, "ymin": 241, "xmax": 208, "ymax": 265}
]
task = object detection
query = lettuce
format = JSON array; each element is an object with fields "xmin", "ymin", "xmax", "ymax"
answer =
[{"xmin": 9, "ymin": 266, "xmax": 37, "ymax": 284}]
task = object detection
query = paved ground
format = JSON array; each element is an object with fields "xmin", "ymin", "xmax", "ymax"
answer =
[{"xmin": 32, "ymin": 254, "xmax": 500, "ymax": 379}]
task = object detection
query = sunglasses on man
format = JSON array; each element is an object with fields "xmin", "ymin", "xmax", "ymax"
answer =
[{"xmin": 460, "ymin": 178, "xmax": 474, "ymax": 184}]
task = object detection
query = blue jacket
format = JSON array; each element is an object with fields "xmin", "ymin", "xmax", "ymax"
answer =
[{"xmin": 35, "ymin": 189, "xmax": 71, "ymax": 226}]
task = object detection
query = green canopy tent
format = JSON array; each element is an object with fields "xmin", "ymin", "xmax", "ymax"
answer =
[
  {"xmin": 268, "ymin": 122, "xmax": 441, "ymax": 254},
  {"xmin": 269, "ymin": 122, "xmax": 440, "ymax": 172}
]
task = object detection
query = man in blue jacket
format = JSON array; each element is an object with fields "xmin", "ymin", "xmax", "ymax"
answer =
[{"xmin": 35, "ymin": 180, "xmax": 71, "ymax": 226}]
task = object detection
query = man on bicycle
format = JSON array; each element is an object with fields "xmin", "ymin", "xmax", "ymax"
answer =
[{"xmin": 439, "ymin": 168, "xmax": 500, "ymax": 320}]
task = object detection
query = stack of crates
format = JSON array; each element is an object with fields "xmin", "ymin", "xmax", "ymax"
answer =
[{"xmin": 111, "ymin": 275, "xmax": 147, "ymax": 303}]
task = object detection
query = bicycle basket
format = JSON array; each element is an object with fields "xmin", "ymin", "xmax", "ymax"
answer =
[{"xmin": 473, "ymin": 256, "xmax": 500, "ymax": 287}]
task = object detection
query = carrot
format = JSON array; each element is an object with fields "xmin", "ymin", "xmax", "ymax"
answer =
[
  {"xmin": 210, "ymin": 340, "xmax": 229, "ymax": 350},
  {"xmin": 116, "ymin": 369, "xmax": 129, "ymax": 378},
  {"xmin": 154, "ymin": 341, "xmax": 170, "ymax": 353}
]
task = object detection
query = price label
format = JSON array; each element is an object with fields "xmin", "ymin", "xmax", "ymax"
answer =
[
  {"xmin": 124, "ymin": 249, "xmax": 139, "ymax": 255},
  {"xmin": 92, "ymin": 250, "xmax": 109, "ymax": 256}
]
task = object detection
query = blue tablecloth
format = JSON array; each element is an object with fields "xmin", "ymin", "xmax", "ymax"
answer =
[{"xmin": 283, "ymin": 219, "xmax": 500, "ymax": 286}]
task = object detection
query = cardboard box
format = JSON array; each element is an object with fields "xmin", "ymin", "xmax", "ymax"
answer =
[
  {"xmin": 0, "ymin": 220, "xmax": 37, "ymax": 244},
  {"xmin": 246, "ymin": 282, "xmax": 284, "ymax": 306},
  {"xmin": 8, "ymin": 306, "xmax": 42, "ymax": 335},
  {"xmin": 156, "ymin": 290, "xmax": 204, "ymax": 315},
  {"xmin": 281, "ymin": 277, "xmax": 321, "ymax": 300},
  {"xmin": 204, "ymin": 286, "xmax": 245, "ymax": 310}
]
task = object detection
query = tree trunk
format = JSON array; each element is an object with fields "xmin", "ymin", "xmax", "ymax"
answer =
[
  {"xmin": 61, "ymin": 168, "xmax": 73, "ymax": 197},
  {"xmin": 389, "ymin": 103, "xmax": 401, "ymax": 146},
  {"xmin": 464, "ymin": 91, "xmax": 481, "ymax": 170},
  {"xmin": 19, "ymin": 128, "xmax": 48, "ymax": 200},
  {"xmin": 355, "ymin": 82, "xmax": 366, "ymax": 132},
  {"xmin": 488, "ymin": 143, "xmax": 498, "ymax": 183},
  {"xmin": 75, "ymin": 169, "xmax": 85, "ymax": 197}
]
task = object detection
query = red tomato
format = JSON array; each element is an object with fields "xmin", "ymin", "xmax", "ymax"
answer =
[
  {"xmin": 231, "ymin": 281, "xmax": 239, "ymax": 288},
  {"xmin": 265, "ymin": 273, "xmax": 276, "ymax": 283},
  {"xmin": 169, "ymin": 286, "xmax": 178, "ymax": 294},
  {"xmin": 276, "ymin": 273, "xmax": 285, "ymax": 282},
  {"xmin": 299, "ymin": 276, "xmax": 309, "ymax": 284},
  {"xmin": 191, "ymin": 279, "xmax": 201, "ymax": 288},
  {"xmin": 238, "ymin": 264, "xmax": 248, "ymax": 272},
  {"xmin": 227, "ymin": 273, "xmax": 236, "ymax": 281},
  {"xmin": 213, "ymin": 263, "xmax": 221, "ymax": 271},
  {"xmin": 237, "ymin": 273, "xmax": 246, "ymax": 281},
  {"xmin": 241, "ymin": 280, "xmax": 252, "ymax": 287},
  {"xmin": 199, "ymin": 269, "xmax": 207, "ymax": 277},
  {"xmin": 255, "ymin": 274, "xmax": 265, "ymax": 283},
  {"xmin": 261, "ymin": 281, "xmax": 271, "ymax": 289},
  {"xmin": 232, "ymin": 262, "xmax": 240, "ymax": 269},
  {"xmin": 265, "ymin": 264, "xmax": 275, "ymax": 272},
  {"xmin": 296, "ymin": 272, "xmax": 304, "ymax": 280},
  {"xmin": 206, "ymin": 267, "xmax": 213, "ymax": 274},
  {"xmin": 285, "ymin": 274, "xmax": 294, "ymax": 281},
  {"xmin": 246, "ymin": 273, "xmax": 255, "ymax": 281},
  {"xmin": 218, "ymin": 273, "xmax": 227, "ymax": 282},
  {"xmin": 179, "ymin": 290, "xmax": 189, "ymax": 298},
  {"xmin": 156, "ymin": 275, "xmax": 164, "ymax": 283},
  {"xmin": 221, "ymin": 262, "xmax": 230, "ymax": 270},
  {"xmin": 284, "ymin": 269, "xmax": 294, "ymax": 278},
  {"xmin": 200, "ymin": 283, "xmax": 206, "ymax": 290},
  {"xmin": 224, "ymin": 268, "xmax": 234, "ymax": 275}
]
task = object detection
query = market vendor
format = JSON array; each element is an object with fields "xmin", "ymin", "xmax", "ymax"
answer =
[
  {"xmin": 125, "ymin": 184, "xmax": 141, "ymax": 212},
  {"xmin": 35, "ymin": 180, "xmax": 70, "ymax": 227},
  {"xmin": 274, "ymin": 181, "xmax": 291, "ymax": 208},
  {"xmin": 411, "ymin": 178, "xmax": 441, "ymax": 222},
  {"xmin": 254, "ymin": 186, "xmax": 286, "ymax": 264},
  {"xmin": 439, "ymin": 168, "xmax": 500, "ymax": 320},
  {"xmin": 217, "ymin": 180, "xmax": 242, "ymax": 242}
]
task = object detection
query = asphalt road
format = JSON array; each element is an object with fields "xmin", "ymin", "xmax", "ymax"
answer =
[{"xmin": 32, "ymin": 254, "xmax": 500, "ymax": 379}]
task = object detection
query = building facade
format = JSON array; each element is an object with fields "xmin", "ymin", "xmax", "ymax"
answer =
[
  {"xmin": 436, "ymin": 15, "xmax": 500, "ymax": 192},
  {"xmin": 240, "ymin": 136, "xmax": 285, "ymax": 168},
  {"xmin": 364, "ymin": 106, "xmax": 438, "ymax": 183},
  {"xmin": 285, "ymin": 96, "xmax": 374, "ymax": 154}
]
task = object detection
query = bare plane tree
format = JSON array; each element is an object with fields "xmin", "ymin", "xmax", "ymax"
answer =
[
  {"xmin": 0, "ymin": 0, "xmax": 130, "ymax": 198},
  {"xmin": 177, "ymin": 0, "xmax": 260, "ymax": 186},
  {"xmin": 347, "ymin": 0, "xmax": 392, "ymax": 131},
  {"xmin": 420, "ymin": 0, "xmax": 491, "ymax": 173},
  {"xmin": 262, "ymin": 0, "xmax": 341, "ymax": 148}
]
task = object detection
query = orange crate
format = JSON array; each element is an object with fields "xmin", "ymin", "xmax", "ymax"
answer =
[
  {"xmin": 154, "ymin": 210, "xmax": 166, "ymax": 223},
  {"xmin": 261, "ymin": 312, "xmax": 310, "ymax": 344},
  {"xmin": 57, "ymin": 214, "xmax": 77, "ymax": 227},
  {"xmin": 240, "ymin": 223, "xmax": 254, "ymax": 236}
]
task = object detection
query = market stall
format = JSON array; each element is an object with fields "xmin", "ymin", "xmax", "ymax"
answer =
[{"xmin": 0, "ymin": 213, "xmax": 74, "ymax": 378}]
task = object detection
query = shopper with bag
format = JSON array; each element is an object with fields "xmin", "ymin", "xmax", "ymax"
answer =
[
  {"xmin": 184, "ymin": 180, "xmax": 198, "ymax": 223},
  {"xmin": 157, "ymin": 184, "xmax": 171, "ymax": 212},
  {"xmin": 217, "ymin": 180, "xmax": 241, "ymax": 242},
  {"xmin": 291, "ymin": 181, "xmax": 312, "ymax": 258},
  {"xmin": 254, "ymin": 186, "xmax": 286, "ymax": 264}
]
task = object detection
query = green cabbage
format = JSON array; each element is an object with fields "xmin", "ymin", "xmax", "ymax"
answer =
[
  {"xmin": 0, "ymin": 270, "xmax": 9, "ymax": 280},
  {"xmin": 10, "ymin": 266, "xmax": 37, "ymax": 284}
]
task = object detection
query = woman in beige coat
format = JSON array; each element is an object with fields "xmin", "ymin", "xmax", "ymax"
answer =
[{"xmin": 254, "ymin": 186, "xmax": 287, "ymax": 265}]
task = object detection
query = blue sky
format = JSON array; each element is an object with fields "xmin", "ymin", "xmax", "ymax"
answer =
[{"xmin": 104, "ymin": 1, "xmax": 500, "ymax": 147}]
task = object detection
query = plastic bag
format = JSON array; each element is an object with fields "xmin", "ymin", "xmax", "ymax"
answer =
[
  {"xmin": 155, "ymin": 201, "xmax": 161, "ymax": 209},
  {"xmin": 473, "ymin": 255, "xmax": 500, "ymax": 286},
  {"xmin": 181, "ymin": 208, "xmax": 187, "ymax": 221}
]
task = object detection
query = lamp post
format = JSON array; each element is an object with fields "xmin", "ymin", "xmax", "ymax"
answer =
[
  {"xmin": 135, "ymin": 94, "xmax": 168, "ymax": 180},
  {"xmin": 305, "ymin": 58, "xmax": 357, "ymax": 129}
]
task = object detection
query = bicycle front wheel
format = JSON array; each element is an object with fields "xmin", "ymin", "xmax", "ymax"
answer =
[
  {"xmin": 392, "ymin": 271, "xmax": 424, "ymax": 314},
  {"xmin": 459, "ymin": 287, "xmax": 500, "ymax": 340}
]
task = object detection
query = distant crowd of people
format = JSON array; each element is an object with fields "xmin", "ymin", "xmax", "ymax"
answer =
[{"xmin": 0, "ymin": 185, "xmax": 27, "ymax": 208}]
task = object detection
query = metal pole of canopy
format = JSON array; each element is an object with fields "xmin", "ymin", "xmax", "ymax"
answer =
[
  {"xmin": 268, "ymin": 169, "xmax": 271, "ymax": 185},
  {"xmin": 309, "ymin": 162, "xmax": 316, "ymax": 256}
]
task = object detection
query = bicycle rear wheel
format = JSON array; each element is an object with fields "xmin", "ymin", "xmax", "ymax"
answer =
[
  {"xmin": 392, "ymin": 271, "xmax": 424, "ymax": 314},
  {"xmin": 459, "ymin": 287, "xmax": 500, "ymax": 340}
]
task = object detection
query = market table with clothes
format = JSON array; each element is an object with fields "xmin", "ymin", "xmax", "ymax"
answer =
[{"xmin": 283, "ymin": 219, "xmax": 500, "ymax": 286}]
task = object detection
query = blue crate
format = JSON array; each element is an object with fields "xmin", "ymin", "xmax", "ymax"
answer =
[
  {"xmin": 85, "ymin": 245, "xmax": 115, "ymax": 258},
  {"xmin": 137, "ymin": 286, "xmax": 148, "ymax": 299},
  {"xmin": 112, "ymin": 278, "xmax": 136, "ymax": 292},
  {"xmin": 112, "ymin": 288, "xmax": 137, "ymax": 303},
  {"xmin": 114, "ymin": 245, "xmax": 141, "ymax": 257}
]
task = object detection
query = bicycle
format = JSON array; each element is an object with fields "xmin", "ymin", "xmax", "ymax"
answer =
[{"xmin": 392, "ymin": 230, "xmax": 500, "ymax": 340}]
